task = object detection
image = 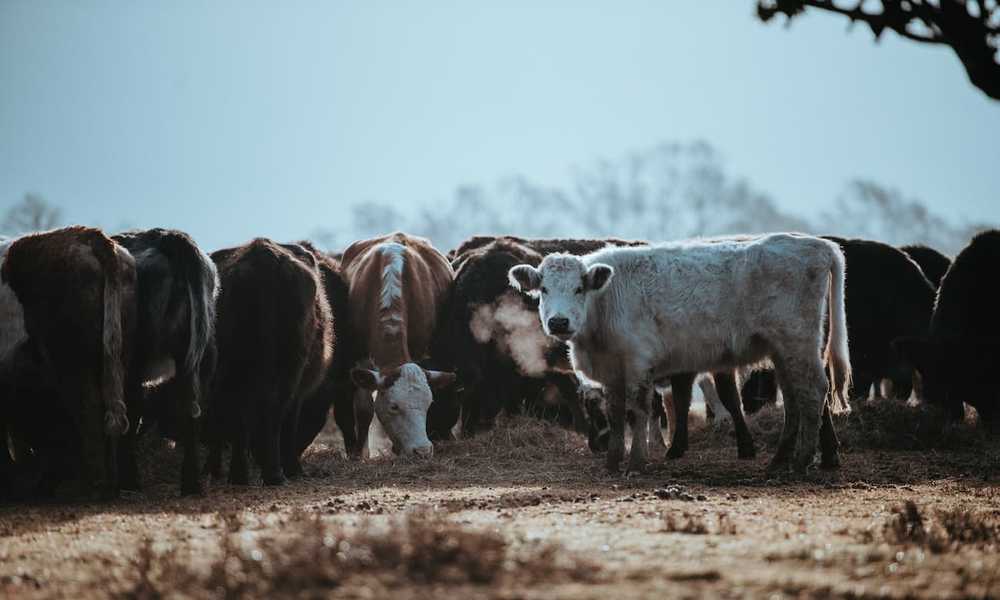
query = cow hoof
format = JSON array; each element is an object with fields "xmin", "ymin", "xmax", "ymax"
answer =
[
  {"xmin": 765, "ymin": 456, "xmax": 792, "ymax": 476},
  {"xmin": 665, "ymin": 445, "xmax": 686, "ymax": 460},
  {"xmin": 625, "ymin": 461, "xmax": 647, "ymax": 478},
  {"xmin": 737, "ymin": 444, "xmax": 757, "ymax": 460},
  {"xmin": 263, "ymin": 474, "xmax": 288, "ymax": 487},
  {"xmin": 820, "ymin": 453, "xmax": 841, "ymax": 471},
  {"xmin": 181, "ymin": 481, "xmax": 205, "ymax": 497}
]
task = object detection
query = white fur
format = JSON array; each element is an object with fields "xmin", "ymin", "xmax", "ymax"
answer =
[
  {"xmin": 378, "ymin": 242, "xmax": 406, "ymax": 311},
  {"xmin": 373, "ymin": 363, "xmax": 434, "ymax": 456},
  {"xmin": 511, "ymin": 233, "xmax": 850, "ymax": 471}
]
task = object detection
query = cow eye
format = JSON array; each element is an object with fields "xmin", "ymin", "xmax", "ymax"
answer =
[
  {"xmin": 540, "ymin": 287, "xmax": 548, "ymax": 294},
  {"xmin": 389, "ymin": 403, "xmax": 401, "ymax": 413},
  {"xmin": 574, "ymin": 286, "xmax": 583, "ymax": 295}
]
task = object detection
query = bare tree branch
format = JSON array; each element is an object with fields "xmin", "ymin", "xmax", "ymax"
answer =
[
  {"xmin": 2, "ymin": 194, "xmax": 62, "ymax": 235},
  {"xmin": 757, "ymin": 0, "xmax": 1000, "ymax": 100}
]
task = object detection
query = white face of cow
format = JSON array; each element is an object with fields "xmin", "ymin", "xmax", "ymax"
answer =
[
  {"xmin": 508, "ymin": 255, "xmax": 615, "ymax": 341},
  {"xmin": 351, "ymin": 362, "xmax": 456, "ymax": 457}
]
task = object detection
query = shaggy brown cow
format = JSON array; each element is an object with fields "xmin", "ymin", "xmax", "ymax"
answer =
[
  {"xmin": 342, "ymin": 232, "xmax": 456, "ymax": 456},
  {"xmin": 111, "ymin": 228, "xmax": 219, "ymax": 496},
  {"xmin": 206, "ymin": 239, "xmax": 332, "ymax": 485},
  {"xmin": 1, "ymin": 226, "xmax": 135, "ymax": 498}
]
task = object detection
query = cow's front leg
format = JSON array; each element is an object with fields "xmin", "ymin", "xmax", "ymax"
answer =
[
  {"xmin": 647, "ymin": 388, "xmax": 668, "ymax": 457},
  {"xmin": 666, "ymin": 373, "xmax": 695, "ymax": 459},
  {"xmin": 605, "ymin": 382, "xmax": 626, "ymax": 473},
  {"xmin": 626, "ymin": 383, "xmax": 652, "ymax": 475}
]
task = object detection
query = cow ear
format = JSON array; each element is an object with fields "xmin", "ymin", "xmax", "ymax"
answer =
[
  {"xmin": 424, "ymin": 369, "xmax": 458, "ymax": 390},
  {"xmin": 892, "ymin": 337, "xmax": 933, "ymax": 373},
  {"xmin": 351, "ymin": 368, "xmax": 385, "ymax": 391},
  {"xmin": 508, "ymin": 264, "xmax": 541, "ymax": 292},
  {"xmin": 585, "ymin": 263, "xmax": 614, "ymax": 292}
]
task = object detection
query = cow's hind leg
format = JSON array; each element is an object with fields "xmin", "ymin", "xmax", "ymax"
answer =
[
  {"xmin": 626, "ymin": 383, "xmax": 652, "ymax": 475},
  {"xmin": 648, "ymin": 389, "xmax": 668, "ymax": 458},
  {"xmin": 228, "ymin": 407, "xmax": 252, "ymax": 485},
  {"xmin": 769, "ymin": 358, "xmax": 801, "ymax": 475},
  {"xmin": 774, "ymin": 352, "xmax": 827, "ymax": 475},
  {"xmin": 666, "ymin": 373, "xmax": 695, "ymax": 459},
  {"xmin": 605, "ymin": 382, "xmax": 626, "ymax": 473},
  {"xmin": 713, "ymin": 371, "xmax": 756, "ymax": 459},
  {"xmin": 819, "ymin": 397, "xmax": 841, "ymax": 470}
]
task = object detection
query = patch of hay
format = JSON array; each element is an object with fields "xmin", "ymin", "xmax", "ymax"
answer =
[{"xmin": 119, "ymin": 509, "xmax": 601, "ymax": 598}]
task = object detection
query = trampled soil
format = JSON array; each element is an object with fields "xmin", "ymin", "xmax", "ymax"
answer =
[{"xmin": 1, "ymin": 403, "xmax": 998, "ymax": 599}]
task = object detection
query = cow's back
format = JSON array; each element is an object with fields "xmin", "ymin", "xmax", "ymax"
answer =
[
  {"xmin": 343, "ymin": 233, "xmax": 453, "ymax": 363},
  {"xmin": 929, "ymin": 230, "xmax": 1000, "ymax": 340}
]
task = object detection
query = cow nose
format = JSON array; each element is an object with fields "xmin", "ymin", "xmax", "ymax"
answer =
[
  {"xmin": 413, "ymin": 445, "xmax": 433, "ymax": 458},
  {"xmin": 548, "ymin": 317, "xmax": 570, "ymax": 334}
]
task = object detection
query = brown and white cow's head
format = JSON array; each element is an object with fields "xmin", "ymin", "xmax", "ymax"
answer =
[
  {"xmin": 508, "ymin": 254, "xmax": 614, "ymax": 341},
  {"xmin": 351, "ymin": 362, "xmax": 456, "ymax": 456}
]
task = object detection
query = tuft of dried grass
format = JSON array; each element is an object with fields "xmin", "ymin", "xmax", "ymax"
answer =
[
  {"xmin": 879, "ymin": 500, "xmax": 1000, "ymax": 554},
  {"xmin": 693, "ymin": 396, "xmax": 996, "ymax": 454},
  {"xmin": 119, "ymin": 509, "xmax": 600, "ymax": 598},
  {"xmin": 661, "ymin": 511, "xmax": 737, "ymax": 535}
]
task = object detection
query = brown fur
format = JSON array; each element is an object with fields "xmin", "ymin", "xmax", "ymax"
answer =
[
  {"xmin": 342, "ymin": 232, "xmax": 454, "ymax": 369},
  {"xmin": 206, "ymin": 238, "xmax": 333, "ymax": 486},
  {"xmin": 0, "ymin": 226, "xmax": 136, "ymax": 498}
]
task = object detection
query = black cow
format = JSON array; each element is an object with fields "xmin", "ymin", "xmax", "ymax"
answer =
[
  {"xmin": 895, "ymin": 230, "xmax": 1000, "ymax": 433},
  {"xmin": 0, "ymin": 227, "xmax": 135, "ymax": 499},
  {"xmin": 900, "ymin": 244, "xmax": 951, "ymax": 289},
  {"xmin": 111, "ymin": 228, "xmax": 219, "ymax": 496},
  {"xmin": 206, "ymin": 239, "xmax": 333, "ymax": 485}
]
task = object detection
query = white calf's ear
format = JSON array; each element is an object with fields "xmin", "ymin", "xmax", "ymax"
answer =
[
  {"xmin": 508, "ymin": 264, "xmax": 541, "ymax": 292},
  {"xmin": 351, "ymin": 368, "xmax": 385, "ymax": 391},
  {"xmin": 585, "ymin": 263, "xmax": 614, "ymax": 292},
  {"xmin": 424, "ymin": 369, "xmax": 457, "ymax": 390}
]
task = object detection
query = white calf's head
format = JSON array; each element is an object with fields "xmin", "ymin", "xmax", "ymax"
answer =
[
  {"xmin": 508, "ymin": 254, "xmax": 614, "ymax": 341},
  {"xmin": 351, "ymin": 362, "xmax": 456, "ymax": 457}
]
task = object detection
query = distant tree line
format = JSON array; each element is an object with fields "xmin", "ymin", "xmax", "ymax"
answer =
[{"xmin": 314, "ymin": 141, "xmax": 991, "ymax": 256}]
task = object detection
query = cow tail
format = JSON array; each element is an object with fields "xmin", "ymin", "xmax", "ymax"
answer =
[
  {"xmin": 825, "ymin": 244, "xmax": 852, "ymax": 413},
  {"xmin": 161, "ymin": 232, "xmax": 218, "ymax": 418},
  {"xmin": 102, "ymin": 246, "xmax": 130, "ymax": 436}
]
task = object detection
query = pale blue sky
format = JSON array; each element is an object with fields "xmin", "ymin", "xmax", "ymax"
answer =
[{"xmin": 1, "ymin": 1, "xmax": 997, "ymax": 251}]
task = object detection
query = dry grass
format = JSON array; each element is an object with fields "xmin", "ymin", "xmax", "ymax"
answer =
[
  {"xmin": 697, "ymin": 396, "xmax": 996, "ymax": 454},
  {"xmin": 119, "ymin": 509, "xmax": 600, "ymax": 599},
  {"xmin": 876, "ymin": 500, "xmax": 1000, "ymax": 553},
  {"xmin": 661, "ymin": 511, "xmax": 738, "ymax": 535}
]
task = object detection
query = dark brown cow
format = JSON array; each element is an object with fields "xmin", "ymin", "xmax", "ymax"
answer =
[
  {"xmin": 111, "ymin": 228, "xmax": 219, "ymax": 496},
  {"xmin": 0, "ymin": 226, "xmax": 135, "ymax": 499},
  {"xmin": 342, "ymin": 232, "xmax": 456, "ymax": 456},
  {"xmin": 292, "ymin": 241, "xmax": 363, "ymax": 458},
  {"xmin": 206, "ymin": 239, "xmax": 332, "ymax": 485}
]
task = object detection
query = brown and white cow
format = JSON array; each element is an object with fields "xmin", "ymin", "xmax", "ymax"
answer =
[
  {"xmin": 0, "ymin": 226, "xmax": 135, "ymax": 498},
  {"xmin": 342, "ymin": 232, "xmax": 456, "ymax": 457}
]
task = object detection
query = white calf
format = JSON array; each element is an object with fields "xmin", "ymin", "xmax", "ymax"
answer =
[{"xmin": 509, "ymin": 233, "xmax": 850, "ymax": 474}]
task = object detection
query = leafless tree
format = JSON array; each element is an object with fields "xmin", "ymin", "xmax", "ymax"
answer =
[
  {"xmin": 757, "ymin": 0, "xmax": 1000, "ymax": 101},
  {"xmin": 2, "ymin": 194, "xmax": 61, "ymax": 235}
]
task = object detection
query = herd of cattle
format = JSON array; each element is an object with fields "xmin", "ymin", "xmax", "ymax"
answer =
[{"xmin": 0, "ymin": 225, "xmax": 997, "ymax": 500}]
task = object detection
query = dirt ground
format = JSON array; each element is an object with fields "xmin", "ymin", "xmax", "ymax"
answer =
[{"xmin": 1, "ymin": 401, "xmax": 999, "ymax": 599}]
